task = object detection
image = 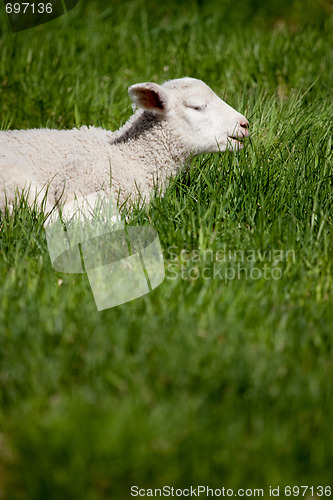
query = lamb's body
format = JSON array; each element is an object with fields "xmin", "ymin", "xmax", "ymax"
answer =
[{"xmin": 0, "ymin": 77, "xmax": 249, "ymax": 212}]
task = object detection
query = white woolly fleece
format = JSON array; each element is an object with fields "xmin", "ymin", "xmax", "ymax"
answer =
[{"xmin": 0, "ymin": 77, "xmax": 249, "ymax": 212}]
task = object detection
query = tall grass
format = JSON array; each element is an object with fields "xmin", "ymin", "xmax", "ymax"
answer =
[{"xmin": 0, "ymin": 1, "xmax": 333, "ymax": 498}]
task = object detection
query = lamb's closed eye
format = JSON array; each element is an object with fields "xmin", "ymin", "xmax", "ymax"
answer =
[{"xmin": 185, "ymin": 103, "xmax": 207, "ymax": 111}]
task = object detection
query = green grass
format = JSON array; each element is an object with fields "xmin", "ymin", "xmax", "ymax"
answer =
[{"xmin": 1, "ymin": 0, "xmax": 333, "ymax": 498}]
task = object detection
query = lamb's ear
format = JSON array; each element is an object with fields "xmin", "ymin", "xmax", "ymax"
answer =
[{"xmin": 128, "ymin": 82, "xmax": 170, "ymax": 116}]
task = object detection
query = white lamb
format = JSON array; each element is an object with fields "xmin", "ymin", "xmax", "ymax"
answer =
[{"xmin": 0, "ymin": 77, "xmax": 249, "ymax": 213}]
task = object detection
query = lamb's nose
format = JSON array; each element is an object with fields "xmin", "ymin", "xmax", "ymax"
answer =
[{"xmin": 240, "ymin": 119, "xmax": 249, "ymax": 136}]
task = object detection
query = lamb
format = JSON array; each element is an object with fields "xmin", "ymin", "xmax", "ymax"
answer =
[{"xmin": 0, "ymin": 77, "xmax": 249, "ymax": 214}]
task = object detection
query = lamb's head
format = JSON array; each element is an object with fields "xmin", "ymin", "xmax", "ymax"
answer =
[{"xmin": 129, "ymin": 77, "xmax": 249, "ymax": 155}]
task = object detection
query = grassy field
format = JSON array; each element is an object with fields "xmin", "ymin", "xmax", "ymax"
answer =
[{"xmin": 0, "ymin": 0, "xmax": 333, "ymax": 498}]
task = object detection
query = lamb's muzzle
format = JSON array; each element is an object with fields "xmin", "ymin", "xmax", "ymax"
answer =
[{"xmin": 240, "ymin": 120, "xmax": 250, "ymax": 134}]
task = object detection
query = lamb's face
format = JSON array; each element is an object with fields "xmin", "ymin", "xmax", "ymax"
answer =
[
  {"xmin": 165, "ymin": 78, "xmax": 249, "ymax": 154},
  {"xmin": 129, "ymin": 77, "xmax": 249, "ymax": 155}
]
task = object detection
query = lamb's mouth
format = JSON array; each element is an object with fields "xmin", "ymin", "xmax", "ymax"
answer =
[{"xmin": 228, "ymin": 136, "xmax": 244, "ymax": 146}]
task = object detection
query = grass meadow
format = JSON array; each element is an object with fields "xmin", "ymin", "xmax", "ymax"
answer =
[{"xmin": 0, "ymin": 0, "xmax": 333, "ymax": 498}]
